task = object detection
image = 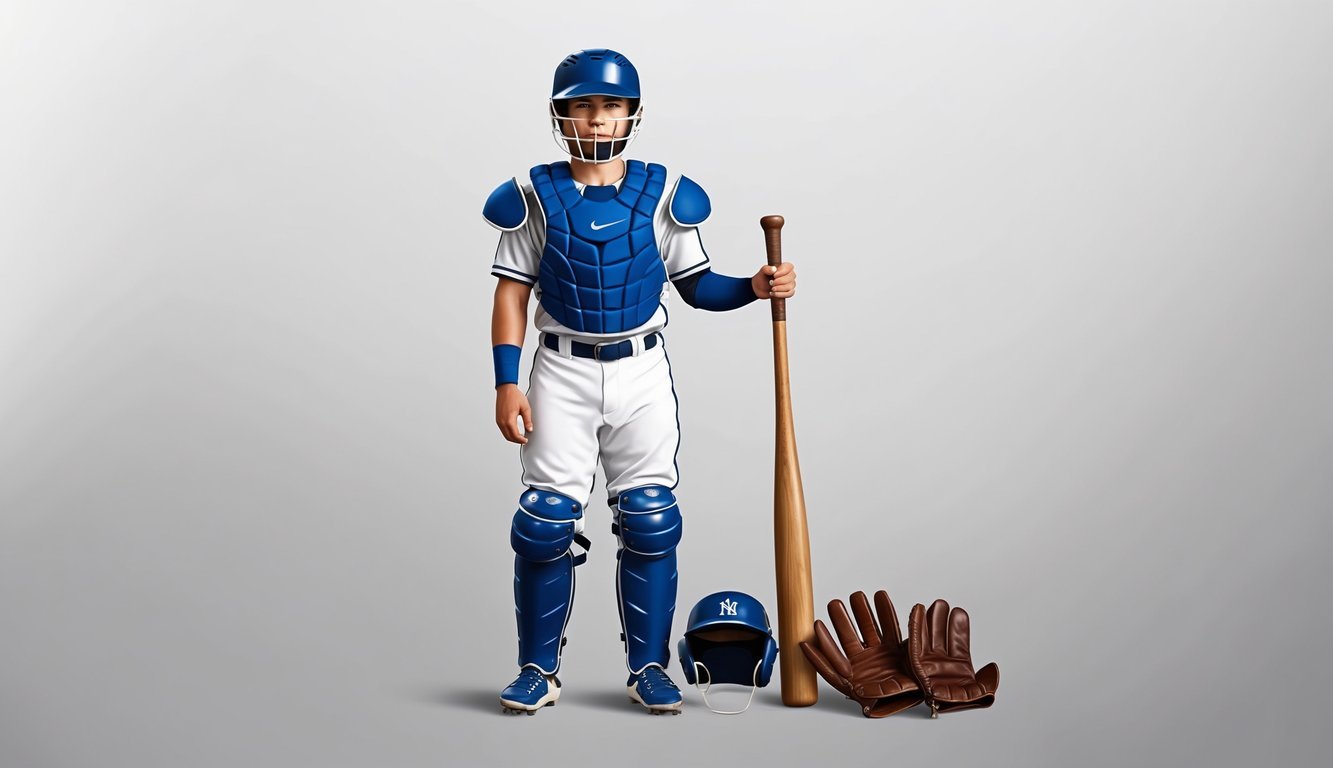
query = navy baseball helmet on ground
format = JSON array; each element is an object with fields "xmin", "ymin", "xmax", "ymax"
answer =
[
  {"xmin": 677, "ymin": 591, "xmax": 779, "ymax": 714},
  {"xmin": 548, "ymin": 48, "xmax": 644, "ymax": 164}
]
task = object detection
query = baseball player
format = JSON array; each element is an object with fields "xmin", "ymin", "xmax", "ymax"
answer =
[{"xmin": 484, "ymin": 49, "xmax": 796, "ymax": 715}]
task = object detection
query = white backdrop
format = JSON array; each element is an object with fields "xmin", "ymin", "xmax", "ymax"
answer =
[{"xmin": 2, "ymin": 1, "xmax": 1330, "ymax": 766}]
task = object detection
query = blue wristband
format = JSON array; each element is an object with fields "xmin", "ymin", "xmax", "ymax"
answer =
[{"xmin": 493, "ymin": 344, "xmax": 521, "ymax": 388}]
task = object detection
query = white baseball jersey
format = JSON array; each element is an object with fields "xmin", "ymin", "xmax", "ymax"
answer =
[{"xmin": 491, "ymin": 169, "xmax": 707, "ymax": 507}]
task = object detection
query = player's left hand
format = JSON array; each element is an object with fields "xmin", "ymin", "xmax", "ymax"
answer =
[{"xmin": 752, "ymin": 263, "xmax": 796, "ymax": 300}]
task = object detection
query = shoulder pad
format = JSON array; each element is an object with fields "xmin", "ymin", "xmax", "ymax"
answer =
[
  {"xmin": 669, "ymin": 175, "xmax": 711, "ymax": 226},
  {"xmin": 483, "ymin": 178, "xmax": 529, "ymax": 231}
]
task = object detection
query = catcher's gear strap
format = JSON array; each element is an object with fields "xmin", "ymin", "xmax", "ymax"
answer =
[
  {"xmin": 668, "ymin": 175, "xmax": 710, "ymax": 226},
  {"xmin": 483, "ymin": 177, "xmax": 529, "ymax": 231}
]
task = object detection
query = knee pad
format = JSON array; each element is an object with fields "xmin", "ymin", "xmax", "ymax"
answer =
[
  {"xmin": 613, "ymin": 485, "xmax": 682, "ymax": 556},
  {"xmin": 511, "ymin": 488, "xmax": 583, "ymax": 563}
]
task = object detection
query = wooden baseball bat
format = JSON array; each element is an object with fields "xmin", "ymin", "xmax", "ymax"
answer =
[{"xmin": 760, "ymin": 215, "xmax": 817, "ymax": 707}]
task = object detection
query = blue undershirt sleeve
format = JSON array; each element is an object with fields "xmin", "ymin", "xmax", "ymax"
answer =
[{"xmin": 672, "ymin": 268, "xmax": 758, "ymax": 312}]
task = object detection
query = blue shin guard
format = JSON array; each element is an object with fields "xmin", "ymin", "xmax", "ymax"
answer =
[
  {"xmin": 511, "ymin": 489, "xmax": 587, "ymax": 674},
  {"xmin": 612, "ymin": 486, "xmax": 683, "ymax": 674}
]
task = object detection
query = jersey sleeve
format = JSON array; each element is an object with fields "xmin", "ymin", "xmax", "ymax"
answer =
[
  {"xmin": 656, "ymin": 177, "xmax": 711, "ymax": 280},
  {"xmin": 490, "ymin": 184, "xmax": 543, "ymax": 285}
]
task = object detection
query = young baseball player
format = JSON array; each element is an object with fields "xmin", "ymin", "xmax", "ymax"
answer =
[{"xmin": 484, "ymin": 48, "xmax": 796, "ymax": 715}]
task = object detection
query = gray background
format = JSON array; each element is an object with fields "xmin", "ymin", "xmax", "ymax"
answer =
[{"xmin": 2, "ymin": 1, "xmax": 1330, "ymax": 766}]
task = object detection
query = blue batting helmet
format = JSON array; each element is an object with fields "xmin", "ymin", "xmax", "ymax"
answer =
[
  {"xmin": 548, "ymin": 49, "xmax": 644, "ymax": 164},
  {"xmin": 677, "ymin": 591, "xmax": 779, "ymax": 714},
  {"xmin": 551, "ymin": 49, "xmax": 641, "ymax": 100}
]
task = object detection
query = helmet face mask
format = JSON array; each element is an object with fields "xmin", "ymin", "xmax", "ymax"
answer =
[
  {"xmin": 688, "ymin": 656, "xmax": 764, "ymax": 715},
  {"xmin": 549, "ymin": 100, "xmax": 643, "ymax": 164},
  {"xmin": 549, "ymin": 49, "xmax": 644, "ymax": 164}
]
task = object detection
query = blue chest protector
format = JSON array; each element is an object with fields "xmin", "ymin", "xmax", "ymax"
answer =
[{"xmin": 529, "ymin": 160, "xmax": 668, "ymax": 334}]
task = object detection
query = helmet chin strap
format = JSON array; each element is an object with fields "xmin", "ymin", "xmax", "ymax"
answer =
[{"xmin": 690, "ymin": 660, "xmax": 762, "ymax": 715}]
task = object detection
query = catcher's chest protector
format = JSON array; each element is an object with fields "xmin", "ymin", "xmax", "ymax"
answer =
[{"xmin": 529, "ymin": 160, "xmax": 668, "ymax": 334}]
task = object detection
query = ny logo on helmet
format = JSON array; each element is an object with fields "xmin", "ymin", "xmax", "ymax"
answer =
[{"xmin": 719, "ymin": 598, "xmax": 738, "ymax": 616}]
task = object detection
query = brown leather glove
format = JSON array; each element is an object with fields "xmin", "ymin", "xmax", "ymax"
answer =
[
  {"xmin": 908, "ymin": 599, "xmax": 1000, "ymax": 716},
  {"xmin": 799, "ymin": 590, "xmax": 923, "ymax": 717}
]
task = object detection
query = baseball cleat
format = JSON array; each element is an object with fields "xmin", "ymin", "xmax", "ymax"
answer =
[
  {"xmin": 627, "ymin": 666, "xmax": 683, "ymax": 714},
  {"xmin": 500, "ymin": 668, "xmax": 560, "ymax": 714}
]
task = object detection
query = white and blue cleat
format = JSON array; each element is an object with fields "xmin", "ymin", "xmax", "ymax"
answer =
[
  {"xmin": 627, "ymin": 666, "xmax": 683, "ymax": 715},
  {"xmin": 500, "ymin": 668, "xmax": 560, "ymax": 715}
]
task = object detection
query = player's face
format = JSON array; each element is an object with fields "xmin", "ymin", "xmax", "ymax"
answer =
[
  {"xmin": 559, "ymin": 95, "xmax": 633, "ymax": 141},
  {"xmin": 554, "ymin": 95, "xmax": 637, "ymax": 161}
]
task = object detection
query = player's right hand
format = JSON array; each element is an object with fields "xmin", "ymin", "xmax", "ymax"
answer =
[{"xmin": 496, "ymin": 384, "xmax": 533, "ymax": 444}]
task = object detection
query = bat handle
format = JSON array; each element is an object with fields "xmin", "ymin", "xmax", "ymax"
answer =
[{"xmin": 760, "ymin": 215, "xmax": 785, "ymax": 322}]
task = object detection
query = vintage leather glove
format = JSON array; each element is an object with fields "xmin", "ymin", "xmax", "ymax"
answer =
[
  {"xmin": 799, "ymin": 590, "xmax": 923, "ymax": 717},
  {"xmin": 908, "ymin": 599, "xmax": 1000, "ymax": 716}
]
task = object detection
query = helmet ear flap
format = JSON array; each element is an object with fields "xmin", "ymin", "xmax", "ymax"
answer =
[
  {"xmin": 677, "ymin": 638, "xmax": 698, "ymax": 685},
  {"xmin": 756, "ymin": 636, "xmax": 779, "ymax": 688}
]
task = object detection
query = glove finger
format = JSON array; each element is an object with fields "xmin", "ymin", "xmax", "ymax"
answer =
[
  {"xmin": 935, "ymin": 680, "xmax": 996, "ymax": 713},
  {"xmin": 908, "ymin": 603, "xmax": 927, "ymax": 663},
  {"xmin": 850, "ymin": 590, "xmax": 882, "ymax": 647},
  {"xmin": 828, "ymin": 597, "xmax": 867, "ymax": 654},
  {"xmin": 814, "ymin": 618, "xmax": 854, "ymax": 680},
  {"xmin": 927, "ymin": 599, "xmax": 950, "ymax": 656},
  {"xmin": 977, "ymin": 662, "xmax": 1000, "ymax": 695},
  {"xmin": 948, "ymin": 604, "xmax": 973, "ymax": 663},
  {"xmin": 874, "ymin": 590, "xmax": 904, "ymax": 645},
  {"xmin": 800, "ymin": 640, "xmax": 852, "ymax": 696}
]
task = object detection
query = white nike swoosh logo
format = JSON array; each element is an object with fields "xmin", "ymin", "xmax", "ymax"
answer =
[{"xmin": 590, "ymin": 219, "xmax": 626, "ymax": 231}]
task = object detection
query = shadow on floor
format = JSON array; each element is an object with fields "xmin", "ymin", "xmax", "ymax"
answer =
[{"xmin": 417, "ymin": 683, "xmax": 661, "ymax": 717}]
